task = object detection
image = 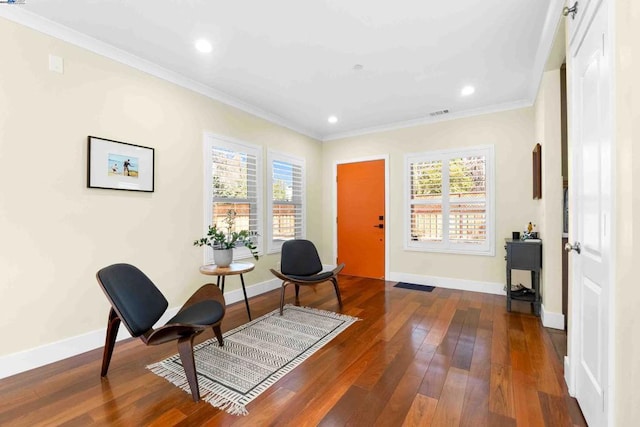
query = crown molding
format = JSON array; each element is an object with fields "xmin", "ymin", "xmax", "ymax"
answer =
[
  {"xmin": 527, "ymin": 0, "xmax": 566, "ymax": 101},
  {"xmin": 322, "ymin": 98, "xmax": 532, "ymax": 142},
  {"xmin": 0, "ymin": 7, "xmax": 321, "ymax": 141},
  {"xmin": 1, "ymin": 3, "xmax": 561, "ymax": 144}
]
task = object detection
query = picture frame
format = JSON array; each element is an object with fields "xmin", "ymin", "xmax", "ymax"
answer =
[
  {"xmin": 87, "ymin": 136, "xmax": 154, "ymax": 192},
  {"xmin": 532, "ymin": 143, "xmax": 542, "ymax": 199}
]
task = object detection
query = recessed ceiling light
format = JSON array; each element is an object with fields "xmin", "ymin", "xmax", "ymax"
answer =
[
  {"xmin": 195, "ymin": 39, "xmax": 212, "ymax": 53},
  {"xmin": 461, "ymin": 85, "xmax": 475, "ymax": 96},
  {"xmin": 328, "ymin": 115, "xmax": 338, "ymax": 124}
]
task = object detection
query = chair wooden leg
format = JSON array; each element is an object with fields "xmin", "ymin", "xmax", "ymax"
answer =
[
  {"xmin": 177, "ymin": 335, "xmax": 200, "ymax": 402},
  {"xmin": 101, "ymin": 308, "xmax": 121, "ymax": 377},
  {"xmin": 280, "ymin": 282, "xmax": 288, "ymax": 315},
  {"xmin": 295, "ymin": 284, "xmax": 300, "ymax": 300},
  {"xmin": 332, "ymin": 278, "xmax": 343, "ymax": 307},
  {"xmin": 213, "ymin": 324, "xmax": 224, "ymax": 347}
]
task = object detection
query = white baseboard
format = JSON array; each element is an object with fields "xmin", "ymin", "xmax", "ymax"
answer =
[
  {"xmin": 389, "ymin": 272, "xmax": 505, "ymax": 295},
  {"xmin": 0, "ymin": 278, "xmax": 281, "ymax": 380},
  {"xmin": 540, "ymin": 304, "xmax": 565, "ymax": 330}
]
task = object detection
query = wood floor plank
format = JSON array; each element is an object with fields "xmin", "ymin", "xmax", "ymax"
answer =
[
  {"xmin": 491, "ymin": 311, "xmax": 511, "ymax": 367},
  {"xmin": 459, "ymin": 328, "xmax": 492, "ymax": 426},
  {"xmin": 373, "ymin": 345, "xmax": 436, "ymax": 426},
  {"xmin": 318, "ymin": 385, "xmax": 369, "ymax": 427},
  {"xmin": 521, "ymin": 316, "xmax": 564, "ymax": 396},
  {"xmin": 0, "ymin": 277, "xmax": 585, "ymax": 426},
  {"xmin": 423, "ymin": 293, "xmax": 461, "ymax": 346},
  {"xmin": 489, "ymin": 363, "xmax": 515, "ymax": 418},
  {"xmin": 147, "ymin": 407, "xmax": 187, "ymax": 426},
  {"xmin": 451, "ymin": 307, "xmax": 480, "ymax": 371},
  {"xmin": 430, "ymin": 367, "xmax": 469, "ymax": 426},
  {"xmin": 231, "ymin": 387, "xmax": 295, "ymax": 427},
  {"xmin": 538, "ymin": 390, "xmax": 575, "ymax": 427},
  {"xmin": 401, "ymin": 394, "xmax": 438, "ymax": 427},
  {"xmin": 417, "ymin": 352, "xmax": 451, "ymax": 399},
  {"xmin": 512, "ymin": 370, "xmax": 545, "ymax": 427}
]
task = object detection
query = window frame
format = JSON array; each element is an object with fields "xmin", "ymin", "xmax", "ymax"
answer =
[
  {"xmin": 203, "ymin": 132, "xmax": 263, "ymax": 263},
  {"xmin": 266, "ymin": 150, "xmax": 306, "ymax": 254},
  {"xmin": 404, "ymin": 145, "xmax": 495, "ymax": 256}
]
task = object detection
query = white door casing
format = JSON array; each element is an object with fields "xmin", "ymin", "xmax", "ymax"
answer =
[{"xmin": 567, "ymin": 0, "xmax": 613, "ymax": 425}]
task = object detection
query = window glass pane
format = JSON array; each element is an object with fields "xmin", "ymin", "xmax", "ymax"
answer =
[
  {"xmin": 449, "ymin": 202, "xmax": 486, "ymax": 243},
  {"xmin": 212, "ymin": 147, "xmax": 254, "ymax": 199},
  {"xmin": 269, "ymin": 156, "xmax": 304, "ymax": 250},
  {"xmin": 406, "ymin": 147, "xmax": 493, "ymax": 254},
  {"xmin": 272, "ymin": 203, "xmax": 298, "ymax": 240},
  {"xmin": 212, "ymin": 202, "xmax": 252, "ymax": 232},
  {"xmin": 449, "ymin": 156, "xmax": 485, "ymax": 200},
  {"xmin": 411, "ymin": 160, "xmax": 442, "ymax": 200},
  {"xmin": 211, "ymin": 145, "xmax": 258, "ymax": 235},
  {"xmin": 411, "ymin": 204, "xmax": 443, "ymax": 242}
]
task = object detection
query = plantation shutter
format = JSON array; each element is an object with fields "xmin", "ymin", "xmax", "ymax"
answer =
[
  {"xmin": 448, "ymin": 156, "xmax": 487, "ymax": 244},
  {"xmin": 268, "ymin": 152, "xmax": 305, "ymax": 252},
  {"xmin": 409, "ymin": 159, "xmax": 443, "ymax": 242},
  {"xmin": 405, "ymin": 146, "xmax": 494, "ymax": 255},
  {"xmin": 211, "ymin": 141, "xmax": 261, "ymax": 259}
]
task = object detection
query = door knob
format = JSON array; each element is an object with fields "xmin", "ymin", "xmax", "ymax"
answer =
[
  {"xmin": 564, "ymin": 241, "xmax": 581, "ymax": 254},
  {"xmin": 563, "ymin": 1, "xmax": 578, "ymax": 19}
]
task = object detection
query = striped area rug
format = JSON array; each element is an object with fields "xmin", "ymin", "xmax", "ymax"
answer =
[{"xmin": 148, "ymin": 304, "xmax": 358, "ymax": 415}]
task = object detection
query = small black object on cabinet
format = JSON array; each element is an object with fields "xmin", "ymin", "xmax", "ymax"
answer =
[{"xmin": 504, "ymin": 239, "xmax": 542, "ymax": 315}]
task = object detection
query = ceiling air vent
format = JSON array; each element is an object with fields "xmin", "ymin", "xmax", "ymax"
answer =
[{"xmin": 429, "ymin": 109, "xmax": 450, "ymax": 117}]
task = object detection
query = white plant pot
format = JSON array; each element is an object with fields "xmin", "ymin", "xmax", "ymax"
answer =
[{"xmin": 213, "ymin": 248, "xmax": 233, "ymax": 268}]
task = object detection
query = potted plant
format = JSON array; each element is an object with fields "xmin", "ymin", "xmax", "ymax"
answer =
[{"xmin": 193, "ymin": 209, "xmax": 259, "ymax": 267}]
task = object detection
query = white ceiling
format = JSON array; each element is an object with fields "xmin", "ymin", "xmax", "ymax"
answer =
[{"xmin": 3, "ymin": 0, "xmax": 563, "ymax": 140}]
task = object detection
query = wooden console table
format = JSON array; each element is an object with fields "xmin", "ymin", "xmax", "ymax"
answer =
[
  {"xmin": 199, "ymin": 262, "xmax": 255, "ymax": 321},
  {"xmin": 504, "ymin": 239, "xmax": 542, "ymax": 316}
]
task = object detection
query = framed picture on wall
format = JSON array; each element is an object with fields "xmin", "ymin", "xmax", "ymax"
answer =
[
  {"xmin": 532, "ymin": 143, "xmax": 542, "ymax": 199},
  {"xmin": 87, "ymin": 136, "xmax": 155, "ymax": 192}
]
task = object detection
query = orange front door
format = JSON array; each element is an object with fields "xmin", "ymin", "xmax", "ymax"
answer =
[{"xmin": 337, "ymin": 159, "xmax": 385, "ymax": 279}]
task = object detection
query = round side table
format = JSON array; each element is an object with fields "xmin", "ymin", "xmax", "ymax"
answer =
[{"xmin": 199, "ymin": 262, "xmax": 255, "ymax": 320}]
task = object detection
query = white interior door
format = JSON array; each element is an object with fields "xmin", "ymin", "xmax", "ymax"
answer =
[{"xmin": 568, "ymin": 1, "xmax": 611, "ymax": 425}]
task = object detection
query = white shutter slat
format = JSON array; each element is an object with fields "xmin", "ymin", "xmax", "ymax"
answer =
[
  {"xmin": 269, "ymin": 156, "xmax": 305, "ymax": 249},
  {"xmin": 410, "ymin": 203, "xmax": 443, "ymax": 242},
  {"xmin": 449, "ymin": 156, "xmax": 486, "ymax": 200},
  {"xmin": 211, "ymin": 145, "xmax": 260, "ymax": 245},
  {"xmin": 406, "ymin": 146, "xmax": 493, "ymax": 255},
  {"xmin": 448, "ymin": 155, "xmax": 487, "ymax": 244},
  {"xmin": 449, "ymin": 202, "xmax": 487, "ymax": 244},
  {"xmin": 410, "ymin": 159, "xmax": 443, "ymax": 200}
]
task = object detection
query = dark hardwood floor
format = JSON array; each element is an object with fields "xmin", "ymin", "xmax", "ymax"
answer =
[{"xmin": 0, "ymin": 276, "xmax": 586, "ymax": 426}]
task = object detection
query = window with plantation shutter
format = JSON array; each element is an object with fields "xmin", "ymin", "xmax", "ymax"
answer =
[
  {"xmin": 204, "ymin": 134, "xmax": 263, "ymax": 262},
  {"xmin": 267, "ymin": 151, "xmax": 305, "ymax": 253},
  {"xmin": 405, "ymin": 146, "xmax": 494, "ymax": 255}
]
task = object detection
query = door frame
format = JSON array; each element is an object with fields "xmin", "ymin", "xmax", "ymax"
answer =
[
  {"xmin": 333, "ymin": 155, "xmax": 390, "ymax": 280},
  {"xmin": 565, "ymin": 0, "xmax": 616, "ymax": 424}
]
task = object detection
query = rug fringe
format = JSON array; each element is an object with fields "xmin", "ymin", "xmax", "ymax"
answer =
[{"xmin": 284, "ymin": 304, "xmax": 361, "ymax": 322}]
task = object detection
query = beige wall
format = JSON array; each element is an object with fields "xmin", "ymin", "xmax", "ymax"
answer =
[
  {"xmin": 0, "ymin": 18, "xmax": 322, "ymax": 356},
  {"xmin": 321, "ymin": 108, "xmax": 538, "ymax": 287},
  {"xmin": 614, "ymin": 0, "xmax": 639, "ymax": 424},
  {"xmin": 534, "ymin": 69, "xmax": 564, "ymax": 316}
]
